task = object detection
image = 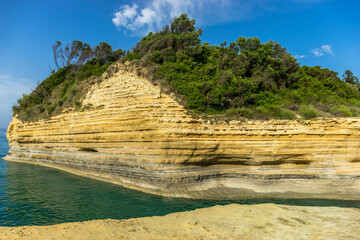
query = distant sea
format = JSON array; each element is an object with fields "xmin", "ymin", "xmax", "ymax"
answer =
[
  {"xmin": 0, "ymin": 128, "xmax": 8, "ymax": 159},
  {"xmin": 0, "ymin": 128, "xmax": 359, "ymax": 227}
]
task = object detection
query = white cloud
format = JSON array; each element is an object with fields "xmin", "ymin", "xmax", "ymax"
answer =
[
  {"xmin": 295, "ymin": 54, "xmax": 306, "ymax": 59},
  {"xmin": 112, "ymin": 0, "xmax": 318, "ymax": 35},
  {"xmin": 312, "ymin": 45, "xmax": 334, "ymax": 57},
  {"xmin": 112, "ymin": 0, "xmax": 197, "ymax": 34},
  {"xmin": 312, "ymin": 48, "xmax": 323, "ymax": 56},
  {"xmin": 321, "ymin": 44, "xmax": 333, "ymax": 54},
  {"xmin": 112, "ymin": 4, "xmax": 139, "ymax": 30},
  {"xmin": 133, "ymin": 8, "xmax": 157, "ymax": 29}
]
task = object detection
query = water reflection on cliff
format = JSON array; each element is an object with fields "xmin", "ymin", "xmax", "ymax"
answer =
[
  {"xmin": 0, "ymin": 158, "xmax": 358, "ymax": 226},
  {"xmin": 0, "ymin": 159, "xmax": 214, "ymax": 226}
]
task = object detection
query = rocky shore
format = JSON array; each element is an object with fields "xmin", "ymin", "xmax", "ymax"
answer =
[
  {"xmin": 4, "ymin": 63, "xmax": 360, "ymax": 199},
  {"xmin": 0, "ymin": 204, "xmax": 359, "ymax": 240}
]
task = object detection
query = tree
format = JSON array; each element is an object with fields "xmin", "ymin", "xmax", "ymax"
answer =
[
  {"xmin": 77, "ymin": 42, "xmax": 92, "ymax": 65},
  {"xmin": 52, "ymin": 41, "xmax": 62, "ymax": 69},
  {"xmin": 93, "ymin": 42, "xmax": 112, "ymax": 61},
  {"xmin": 170, "ymin": 13, "xmax": 196, "ymax": 34},
  {"xmin": 52, "ymin": 40, "xmax": 93, "ymax": 69},
  {"xmin": 343, "ymin": 69, "xmax": 359, "ymax": 84},
  {"xmin": 91, "ymin": 42, "xmax": 126, "ymax": 64},
  {"xmin": 111, "ymin": 48, "xmax": 126, "ymax": 61}
]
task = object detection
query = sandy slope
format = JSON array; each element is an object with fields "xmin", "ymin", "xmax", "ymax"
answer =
[{"xmin": 0, "ymin": 203, "xmax": 359, "ymax": 240}]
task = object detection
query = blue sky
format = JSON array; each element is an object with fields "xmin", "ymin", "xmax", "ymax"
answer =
[{"xmin": 0, "ymin": 0, "xmax": 359, "ymax": 128}]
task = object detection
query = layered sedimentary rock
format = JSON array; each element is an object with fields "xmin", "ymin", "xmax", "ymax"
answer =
[
  {"xmin": 1, "ymin": 204, "xmax": 360, "ymax": 240},
  {"xmin": 4, "ymin": 63, "xmax": 360, "ymax": 199}
]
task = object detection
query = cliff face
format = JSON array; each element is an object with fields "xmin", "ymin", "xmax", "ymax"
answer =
[{"xmin": 4, "ymin": 63, "xmax": 360, "ymax": 199}]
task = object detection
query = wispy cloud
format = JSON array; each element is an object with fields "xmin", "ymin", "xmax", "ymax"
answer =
[
  {"xmin": 312, "ymin": 48, "xmax": 323, "ymax": 56},
  {"xmin": 294, "ymin": 54, "xmax": 306, "ymax": 59},
  {"xmin": 0, "ymin": 74, "xmax": 11, "ymax": 80},
  {"xmin": 112, "ymin": 0, "xmax": 318, "ymax": 35},
  {"xmin": 0, "ymin": 75, "xmax": 35, "ymax": 125},
  {"xmin": 0, "ymin": 77, "xmax": 35, "ymax": 104},
  {"xmin": 312, "ymin": 44, "xmax": 334, "ymax": 57},
  {"xmin": 321, "ymin": 45, "xmax": 333, "ymax": 54}
]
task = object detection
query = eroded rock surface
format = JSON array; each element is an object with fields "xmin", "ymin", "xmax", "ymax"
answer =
[
  {"xmin": 0, "ymin": 204, "xmax": 359, "ymax": 240},
  {"xmin": 4, "ymin": 63, "xmax": 360, "ymax": 199}
]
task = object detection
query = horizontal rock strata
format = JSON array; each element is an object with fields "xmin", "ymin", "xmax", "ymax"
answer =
[
  {"xmin": 1, "ymin": 204, "xmax": 360, "ymax": 240},
  {"xmin": 4, "ymin": 63, "xmax": 360, "ymax": 199}
]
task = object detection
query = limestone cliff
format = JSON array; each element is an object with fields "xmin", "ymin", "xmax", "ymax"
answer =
[{"xmin": 4, "ymin": 63, "xmax": 360, "ymax": 199}]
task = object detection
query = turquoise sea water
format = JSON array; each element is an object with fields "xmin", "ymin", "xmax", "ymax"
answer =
[{"xmin": 0, "ymin": 128, "xmax": 359, "ymax": 226}]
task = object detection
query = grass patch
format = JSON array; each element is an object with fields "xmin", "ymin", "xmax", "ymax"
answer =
[
  {"xmin": 299, "ymin": 105, "xmax": 319, "ymax": 119},
  {"xmin": 330, "ymin": 105, "xmax": 353, "ymax": 117}
]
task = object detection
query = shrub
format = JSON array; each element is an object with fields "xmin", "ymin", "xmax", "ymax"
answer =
[
  {"xmin": 349, "ymin": 106, "xmax": 359, "ymax": 117},
  {"xmin": 46, "ymin": 104, "xmax": 56, "ymax": 115},
  {"xmin": 330, "ymin": 105, "xmax": 353, "ymax": 117},
  {"xmin": 299, "ymin": 105, "xmax": 319, "ymax": 119},
  {"xmin": 75, "ymin": 100, "xmax": 82, "ymax": 108},
  {"xmin": 278, "ymin": 108, "xmax": 297, "ymax": 120},
  {"xmin": 70, "ymin": 87, "xmax": 78, "ymax": 96}
]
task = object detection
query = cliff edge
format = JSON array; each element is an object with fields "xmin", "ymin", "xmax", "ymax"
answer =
[
  {"xmin": 1, "ymin": 204, "xmax": 359, "ymax": 240},
  {"xmin": 4, "ymin": 63, "xmax": 360, "ymax": 199}
]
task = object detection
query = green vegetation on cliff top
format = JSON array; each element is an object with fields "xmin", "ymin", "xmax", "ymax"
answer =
[
  {"xmin": 12, "ymin": 42, "xmax": 125, "ymax": 122},
  {"xmin": 13, "ymin": 14, "xmax": 360, "ymax": 122}
]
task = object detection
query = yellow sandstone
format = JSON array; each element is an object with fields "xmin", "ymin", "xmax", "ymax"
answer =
[{"xmin": 4, "ymin": 63, "xmax": 360, "ymax": 199}]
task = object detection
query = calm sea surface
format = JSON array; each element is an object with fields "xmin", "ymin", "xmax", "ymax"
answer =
[{"xmin": 0, "ymin": 128, "xmax": 359, "ymax": 226}]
